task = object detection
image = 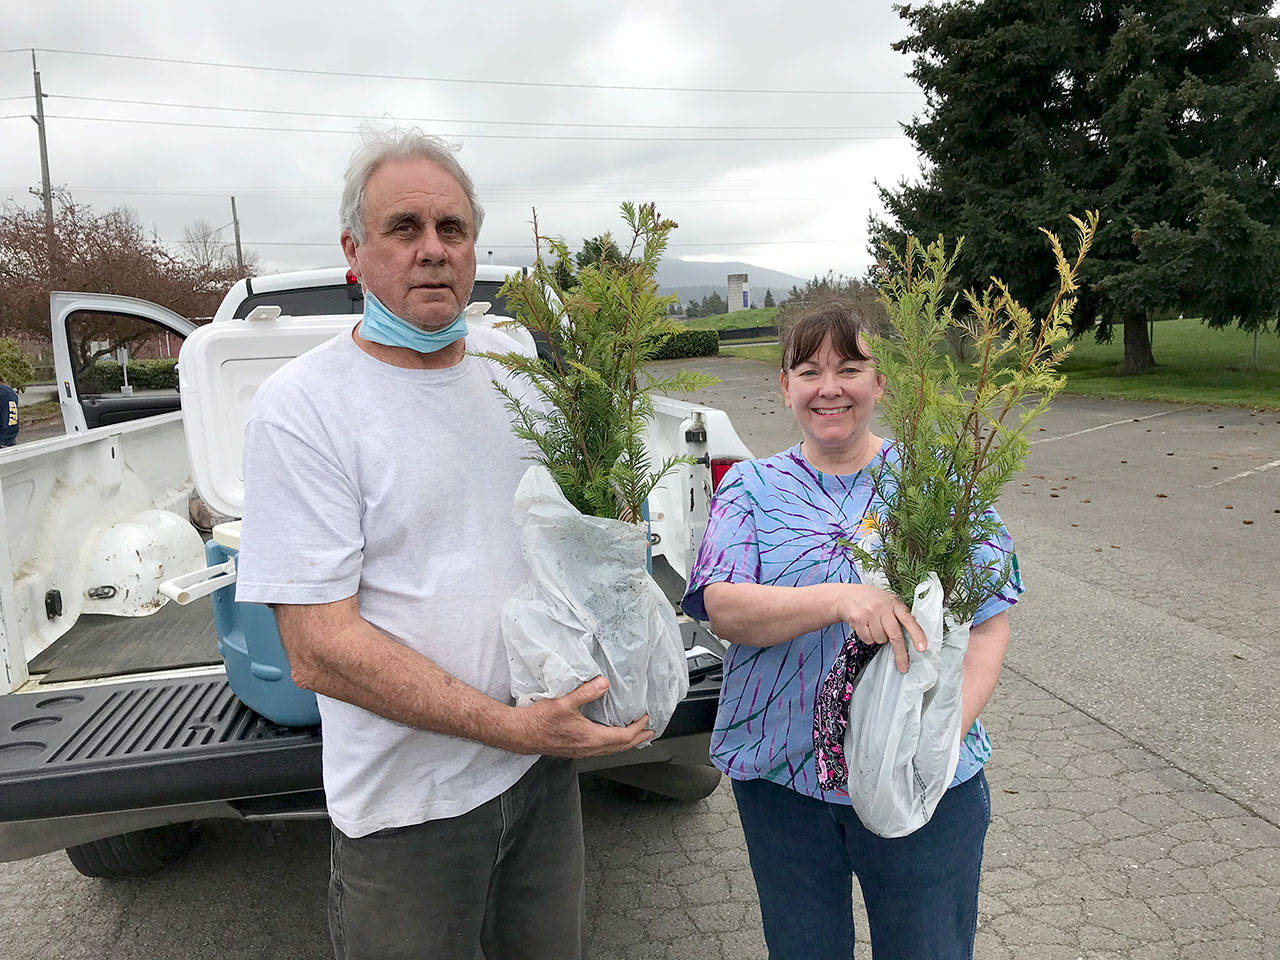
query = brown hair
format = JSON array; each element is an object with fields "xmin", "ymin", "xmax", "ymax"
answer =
[{"xmin": 781, "ymin": 299, "xmax": 873, "ymax": 370}]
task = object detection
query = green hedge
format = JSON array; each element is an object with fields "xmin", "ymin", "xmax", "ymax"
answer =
[
  {"xmin": 85, "ymin": 337, "xmax": 717, "ymax": 390},
  {"xmin": 91, "ymin": 359, "xmax": 179, "ymax": 392},
  {"xmin": 650, "ymin": 328, "xmax": 719, "ymax": 361},
  {"xmin": 0, "ymin": 338, "xmax": 35, "ymax": 391}
]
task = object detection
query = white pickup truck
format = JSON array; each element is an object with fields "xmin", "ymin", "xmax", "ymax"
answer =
[{"xmin": 0, "ymin": 266, "xmax": 751, "ymax": 877}]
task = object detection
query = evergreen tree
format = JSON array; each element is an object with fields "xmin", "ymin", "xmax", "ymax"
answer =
[
  {"xmin": 701, "ymin": 290, "xmax": 727, "ymax": 315},
  {"xmin": 574, "ymin": 234, "xmax": 628, "ymax": 272},
  {"xmin": 550, "ymin": 234, "xmax": 631, "ymax": 291},
  {"xmin": 552, "ymin": 257, "xmax": 576, "ymax": 291},
  {"xmin": 877, "ymin": 1, "xmax": 1280, "ymax": 374},
  {"xmin": 764, "ymin": 288, "xmax": 776, "ymax": 308},
  {"xmin": 685, "ymin": 298, "xmax": 702, "ymax": 318}
]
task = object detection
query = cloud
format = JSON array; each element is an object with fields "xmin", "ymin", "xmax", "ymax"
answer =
[{"xmin": 1, "ymin": 0, "xmax": 925, "ymax": 280}]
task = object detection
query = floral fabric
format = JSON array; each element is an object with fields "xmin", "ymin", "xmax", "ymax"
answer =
[{"xmin": 812, "ymin": 633, "xmax": 880, "ymax": 791}]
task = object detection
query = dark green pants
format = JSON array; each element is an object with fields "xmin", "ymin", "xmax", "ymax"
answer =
[{"xmin": 328, "ymin": 756, "xmax": 584, "ymax": 960}]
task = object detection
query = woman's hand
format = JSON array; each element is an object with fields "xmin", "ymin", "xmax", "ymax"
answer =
[
  {"xmin": 830, "ymin": 584, "xmax": 927, "ymax": 673},
  {"xmin": 702, "ymin": 581, "xmax": 927, "ymax": 657}
]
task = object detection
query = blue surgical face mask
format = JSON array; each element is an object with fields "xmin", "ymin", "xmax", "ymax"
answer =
[{"xmin": 358, "ymin": 290, "xmax": 468, "ymax": 353}]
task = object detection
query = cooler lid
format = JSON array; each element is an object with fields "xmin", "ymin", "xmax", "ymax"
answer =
[
  {"xmin": 212, "ymin": 521, "xmax": 242, "ymax": 550},
  {"xmin": 179, "ymin": 304, "xmax": 522, "ymax": 519},
  {"xmin": 178, "ymin": 310, "xmax": 351, "ymax": 518}
]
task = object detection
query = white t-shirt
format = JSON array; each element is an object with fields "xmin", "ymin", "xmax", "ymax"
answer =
[{"xmin": 235, "ymin": 324, "xmax": 540, "ymax": 838}]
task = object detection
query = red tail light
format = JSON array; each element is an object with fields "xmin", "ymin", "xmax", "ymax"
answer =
[{"xmin": 710, "ymin": 457, "xmax": 743, "ymax": 491}]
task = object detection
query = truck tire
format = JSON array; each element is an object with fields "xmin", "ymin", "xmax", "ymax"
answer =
[
  {"xmin": 65, "ymin": 823, "xmax": 196, "ymax": 878},
  {"xmin": 598, "ymin": 762, "xmax": 723, "ymax": 803}
]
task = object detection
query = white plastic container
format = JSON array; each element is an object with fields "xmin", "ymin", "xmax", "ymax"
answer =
[{"xmin": 165, "ymin": 310, "xmax": 350, "ymax": 724}]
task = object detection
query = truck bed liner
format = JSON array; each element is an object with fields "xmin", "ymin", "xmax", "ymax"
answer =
[{"xmin": 28, "ymin": 599, "xmax": 220, "ymax": 684}]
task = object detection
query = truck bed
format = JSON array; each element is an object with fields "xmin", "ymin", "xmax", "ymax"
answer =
[
  {"xmin": 27, "ymin": 599, "xmax": 221, "ymax": 684},
  {"xmin": 0, "ymin": 620, "xmax": 723, "ymax": 824}
]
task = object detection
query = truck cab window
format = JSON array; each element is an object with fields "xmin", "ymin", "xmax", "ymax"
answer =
[
  {"xmin": 230, "ymin": 282, "xmax": 511, "ymax": 320},
  {"xmin": 469, "ymin": 281, "xmax": 514, "ymax": 318},
  {"xmin": 231, "ymin": 286, "xmax": 363, "ymax": 319},
  {"xmin": 65, "ymin": 310, "xmax": 184, "ymax": 429}
]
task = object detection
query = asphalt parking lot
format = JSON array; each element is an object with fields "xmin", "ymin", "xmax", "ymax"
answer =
[{"xmin": 1, "ymin": 355, "xmax": 1277, "ymax": 959}]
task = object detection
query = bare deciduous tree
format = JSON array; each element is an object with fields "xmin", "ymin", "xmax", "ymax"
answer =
[
  {"xmin": 0, "ymin": 192, "xmax": 257, "ymax": 379},
  {"xmin": 776, "ymin": 271, "xmax": 890, "ymax": 340}
]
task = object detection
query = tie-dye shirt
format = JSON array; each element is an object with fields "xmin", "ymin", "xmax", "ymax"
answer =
[{"xmin": 681, "ymin": 442, "xmax": 1022, "ymax": 803}]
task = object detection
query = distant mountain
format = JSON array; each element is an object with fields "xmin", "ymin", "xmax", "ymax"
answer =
[
  {"xmin": 656, "ymin": 259, "xmax": 806, "ymax": 306},
  {"xmin": 469, "ymin": 254, "xmax": 808, "ymax": 309}
]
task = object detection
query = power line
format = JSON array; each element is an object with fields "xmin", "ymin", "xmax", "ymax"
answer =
[
  {"xmin": 9, "ymin": 176, "xmax": 858, "ymax": 191},
  {"xmin": 48, "ymin": 94, "xmax": 904, "ymax": 133},
  {"xmin": 33, "ymin": 47, "xmax": 921, "ymax": 97},
  {"xmin": 196, "ymin": 238, "xmax": 858, "ymax": 249},
  {"xmin": 12, "ymin": 186, "xmax": 831, "ymax": 203},
  {"xmin": 44, "ymin": 114, "xmax": 906, "ymax": 142}
]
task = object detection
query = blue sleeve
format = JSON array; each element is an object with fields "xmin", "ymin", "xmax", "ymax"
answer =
[
  {"xmin": 972, "ymin": 507, "xmax": 1023, "ymax": 627},
  {"xmin": 680, "ymin": 465, "xmax": 760, "ymax": 621}
]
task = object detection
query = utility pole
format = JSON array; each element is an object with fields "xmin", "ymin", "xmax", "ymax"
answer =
[
  {"xmin": 30, "ymin": 50, "xmax": 56, "ymax": 278},
  {"xmin": 30, "ymin": 51, "xmax": 53, "ymax": 229},
  {"xmin": 230, "ymin": 196, "xmax": 245, "ymax": 273}
]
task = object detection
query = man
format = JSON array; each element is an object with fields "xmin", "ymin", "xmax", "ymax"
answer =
[
  {"xmin": 234, "ymin": 130, "xmax": 650, "ymax": 960},
  {"xmin": 0, "ymin": 375, "xmax": 18, "ymax": 447}
]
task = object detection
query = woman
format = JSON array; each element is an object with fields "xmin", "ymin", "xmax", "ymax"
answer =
[{"xmin": 681, "ymin": 301, "xmax": 1020, "ymax": 960}]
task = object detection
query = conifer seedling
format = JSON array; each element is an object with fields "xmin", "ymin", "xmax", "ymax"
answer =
[
  {"xmin": 846, "ymin": 213, "xmax": 1098, "ymax": 622},
  {"xmin": 480, "ymin": 203, "xmax": 717, "ymax": 523}
]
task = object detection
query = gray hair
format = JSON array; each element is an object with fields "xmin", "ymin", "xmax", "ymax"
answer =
[{"xmin": 339, "ymin": 128, "xmax": 484, "ymax": 243}]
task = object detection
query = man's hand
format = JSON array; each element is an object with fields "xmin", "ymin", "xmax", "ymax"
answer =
[
  {"xmin": 509, "ymin": 677, "xmax": 654, "ymax": 759},
  {"xmin": 276, "ymin": 599, "xmax": 654, "ymax": 756},
  {"xmin": 832, "ymin": 583, "xmax": 927, "ymax": 673}
]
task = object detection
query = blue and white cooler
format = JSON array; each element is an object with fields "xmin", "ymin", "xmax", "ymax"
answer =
[
  {"xmin": 162, "ymin": 520, "xmax": 319, "ymax": 727},
  {"xmin": 159, "ymin": 307, "xmax": 354, "ymax": 727}
]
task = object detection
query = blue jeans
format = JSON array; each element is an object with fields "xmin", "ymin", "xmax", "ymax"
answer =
[{"xmin": 731, "ymin": 769, "xmax": 991, "ymax": 960}]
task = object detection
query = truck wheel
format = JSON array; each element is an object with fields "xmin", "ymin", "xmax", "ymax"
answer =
[{"xmin": 65, "ymin": 823, "xmax": 195, "ymax": 878}]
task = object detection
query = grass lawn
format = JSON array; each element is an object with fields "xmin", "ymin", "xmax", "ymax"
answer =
[
  {"xmin": 681, "ymin": 307, "xmax": 778, "ymax": 332},
  {"xmin": 1056, "ymin": 318, "xmax": 1280, "ymax": 408},
  {"xmin": 721, "ymin": 343, "xmax": 784, "ymax": 365},
  {"xmin": 721, "ymin": 317, "xmax": 1280, "ymax": 409},
  {"xmin": 19, "ymin": 400, "xmax": 61, "ymax": 424}
]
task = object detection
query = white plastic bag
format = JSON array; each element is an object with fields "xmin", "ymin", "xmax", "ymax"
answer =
[
  {"xmin": 843, "ymin": 569, "xmax": 973, "ymax": 838},
  {"xmin": 502, "ymin": 465, "xmax": 689, "ymax": 736}
]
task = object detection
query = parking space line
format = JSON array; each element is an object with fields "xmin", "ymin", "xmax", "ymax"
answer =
[
  {"xmin": 1199, "ymin": 457, "xmax": 1280, "ymax": 488},
  {"xmin": 1030, "ymin": 408, "xmax": 1181, "ymax": 445}
]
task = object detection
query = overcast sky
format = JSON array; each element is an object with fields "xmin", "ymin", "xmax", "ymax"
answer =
[{"xmin": 1, "ymin": 0, "xmax": 927, "ymax": 282}]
